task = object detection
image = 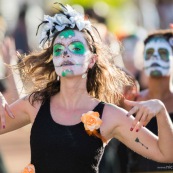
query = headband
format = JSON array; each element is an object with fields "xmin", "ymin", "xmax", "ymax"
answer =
[{"xmin": 37, "ymin": 3, "xmax": 92, "ymax": 48}]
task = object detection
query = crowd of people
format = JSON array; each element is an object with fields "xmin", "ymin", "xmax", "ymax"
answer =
[{"xmin": 0, "ymin": 2, "xmax": 173, "ymax": 173}]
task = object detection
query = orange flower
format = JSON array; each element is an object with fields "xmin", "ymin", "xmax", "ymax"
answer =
[
  {"xmin": 81, "ymin": 111, "xmax": 106, "ymax": 143},
  {"xmin": 21, "ymin": 164, "xmax": 35, "ymax": 173},
  {"xmin": 81, "ymin": 111, "xmax": 102, "ymax": 131}
]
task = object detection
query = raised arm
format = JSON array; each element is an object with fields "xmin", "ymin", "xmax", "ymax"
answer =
[
  {"xmin": 103, "ymin": 99, "xmax": 173, "ymax": 163},
  {"xmin": 0, "ymin": 37, "xmax": 20, "ymax": 103},
  {"xmin": 0, "ymin": 93, "xmax": 38, "ymax": 134}
]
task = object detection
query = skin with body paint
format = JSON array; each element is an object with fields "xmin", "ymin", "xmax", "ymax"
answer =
[
  {"xmin": 53, "ymin": 29, "xmax": 92, "ymax": 77},
  {"xmin": 144, "ymin": 37, "xmax": 173, "ymax": 77},
  {"xmin": 59, "ymin": 29, "xmax": 75, "ymax": 39}
]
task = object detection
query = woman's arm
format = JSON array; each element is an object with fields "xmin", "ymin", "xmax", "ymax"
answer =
[
  {"xmin": 0, "ymin": 37, "xmax": 21, "ymax": 103},
  {"xmin": 103, "ymin": 99, "xmax": 173, "ymax": 163},
  {"xmin": 0, "ymin": 93, "xmax": 39, "ymax": 134}
]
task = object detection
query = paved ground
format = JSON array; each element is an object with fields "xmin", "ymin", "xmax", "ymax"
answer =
[{"xmin": 0, "ymin": 125, "xmax": 31, "ymax": 173}]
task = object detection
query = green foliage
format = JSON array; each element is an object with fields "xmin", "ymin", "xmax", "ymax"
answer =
[{"xmin": 64, "ymin": 0, "xmax": 128, "ymax": 8}]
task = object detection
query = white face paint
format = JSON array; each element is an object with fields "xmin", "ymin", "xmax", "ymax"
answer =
[
  {"xmin": 52, "ymin": 29, "xmax": 93, "ymax": 77},
  {"xmin": 144, "ymin": 37, "xmax": 173, "ymax": 77}
]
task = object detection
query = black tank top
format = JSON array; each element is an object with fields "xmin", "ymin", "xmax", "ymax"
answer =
[{"xmin": 30, "ymin": 99, "xmax": 105, "ymax": 173}]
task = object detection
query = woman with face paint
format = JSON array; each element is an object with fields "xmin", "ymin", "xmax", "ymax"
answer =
[
  {"xmin": 128, "ymin": 29, "xmax": 173, "ymax": 172},
  {"xmin": 0, "ymin": 3, "xmax": 173, "ymax": 173}
]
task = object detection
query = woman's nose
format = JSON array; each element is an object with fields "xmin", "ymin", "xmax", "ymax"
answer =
[
  {"xmin": 63, "ymin": 50, "xmax": 70, "ymax": 58},
  {"xmin": 152, "ymin": 51, "xmax": 159, "ymax": 60},
  {"xmin": 152, "ymin": 54, "xmax": 158, "ymax": 59}
]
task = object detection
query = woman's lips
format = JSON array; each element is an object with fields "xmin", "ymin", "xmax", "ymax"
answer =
[{"xmin": 60, "ymin": 60, "xmax": 74, "ymax": 66}]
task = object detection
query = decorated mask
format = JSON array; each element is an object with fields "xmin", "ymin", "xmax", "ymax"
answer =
[
  {"xmin": 53, "ymin": 29, "xmax": 93, "ymax": 77},
  {"xmin": 143, "ymin": 37, "xmax": 173, "ymax": 77}
]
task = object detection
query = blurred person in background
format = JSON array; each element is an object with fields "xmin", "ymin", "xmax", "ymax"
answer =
[
  {"xmin": 0, "ymin": 24, "xmax": 20, "ymax": 102},
  {"xmin": 0, "ymin": 14, "xmax": 20, "ymax": 173},
  {"xmin": 0, "ymin": 15, "xmax": 7, "ymax": 173},
  {"xmin": 156, "ymin": 0, "xmax": 173, "ymax": 29},
  {"xmin": 121, "ymin": 35, "xmax": 139, "ymax": 77},
  {"xmin": 121, "ymin": 34, "xmax": 148, "ymax": 91},
  {"xmin": 128, "ymin": 28, "xmax": 173, "ymax": 172},
  {"xmin": 12, "ymin": 3, "xmax": 30, "ymax": 54}
]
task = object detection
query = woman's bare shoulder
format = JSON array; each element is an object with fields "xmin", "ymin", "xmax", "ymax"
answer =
[
  {"xmin": 101, "ymin": 103, "xmax": 128, "ymax": 139},
  {"xmin": 10, "ymin": 95, "xmax": 42, "ymax": 122},
  {"xmin": 103, "ymin": 102, "xmax": 128, "ymax": 117}
]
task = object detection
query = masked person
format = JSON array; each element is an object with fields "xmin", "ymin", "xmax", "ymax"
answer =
[
  {"xmin": 0, "ymin": 4, "xmax": 173, "ymax": 173},
  {"xmin": 129, "ymin": 29, "xmax": 173, "ymax": 172}
]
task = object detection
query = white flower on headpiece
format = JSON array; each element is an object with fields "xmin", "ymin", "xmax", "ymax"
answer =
[
  {"xmin": 39, "ymin": 15, "xmax": 54, "ymax": 48},
  {"xmin": 53, "ymin": 14, "xmax": 72, "ymax": 31},
  {"xmin": 38, "ymin": 3, "xmax": 93, "ymax": 48},
  {"xmin": 69, "ymin": 15, "xmax": 91, "ymax": 32},
  {"xmin": 63, "ymin": 4, "xmax": 79, "ymax": 17},
  {"xmin": 43, "ymin": 15, "xmax": 55, "ymax": 32}
]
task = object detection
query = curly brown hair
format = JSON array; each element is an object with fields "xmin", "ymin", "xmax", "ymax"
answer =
[{"xmin": 16, "ymin": 28, "xmax": 131, "ymax": 105}]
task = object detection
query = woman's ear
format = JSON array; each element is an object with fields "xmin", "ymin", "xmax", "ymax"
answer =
[{"xmin": 88, "ymin": 54, "xmax": 98, "ymax": 68}]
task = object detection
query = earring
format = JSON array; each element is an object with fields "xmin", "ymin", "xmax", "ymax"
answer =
[
  {"xmin": 82, "ymin": 73, "xmax": 87, "ymax": 79},
  {"xmin": 57, "ymin": 75, "xmax": 60, "ymax": 81}
]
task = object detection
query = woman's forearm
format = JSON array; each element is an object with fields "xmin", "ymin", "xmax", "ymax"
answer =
[{"xmin": 156, "ymin": 106, "xmax": 173, "ymax": 162}]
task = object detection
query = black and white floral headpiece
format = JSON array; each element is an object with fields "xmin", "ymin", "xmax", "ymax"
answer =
[{"xmin": 37, "ymin": 3, "xmax": 93, "ymax": 49}]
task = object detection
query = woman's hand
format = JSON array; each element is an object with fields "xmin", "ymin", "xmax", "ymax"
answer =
[
  {"xmin": 0, "ymin": 37, "xmax": 17, "ymax": 65},
  {"xmin": 0, "ymin": 92, "xmax": 15, "ymax": 129},
  {"xmin": 124, "ymin": 99, "xmax": 165, "ymax": 132}
]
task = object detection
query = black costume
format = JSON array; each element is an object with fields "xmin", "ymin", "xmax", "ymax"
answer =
[{"xmin": 30, "ymin": 98, "xmax": 105, "ymax": 173}]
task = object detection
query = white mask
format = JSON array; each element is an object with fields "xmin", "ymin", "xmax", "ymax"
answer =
[
  {"xmin": 52, "ymin": 29, "xmax": 92, "ymax": 78},
  {"xmin": 144, "ymin": 37, "xmax": 173, "ymax": 77}
]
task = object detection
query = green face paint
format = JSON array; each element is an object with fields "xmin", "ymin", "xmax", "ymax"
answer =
[
  {"xmin": 158, "ymin": 48, "xmax": 169, "ymax": 62},
  {"xmin": 62, "ymin": 69, "xmax": 74, "ymax": 76},
  {"xmin": 53, "ymin": 41, "xmax": 86, "ymax": 56},
  {"xmin": 145, "ymin": 48, "xmax": 169, "ymax": 62},
  {"xmin": 53, "ymin": 44, "xmax": 65, "ymax": 56},
  {"xmin": 68, "ymin": 42, "xmax": 86, "ymax": 55},
  {"xmin": 59, "ymin": 29, "xmax": 75, "ymax": 38},
  {"xmin": 145, "ymin": 48, "xmax": 154, "ymax": 60},
  {"xmin": 150, "ymin": 70, "xmax": 162, "ymax": 76}
]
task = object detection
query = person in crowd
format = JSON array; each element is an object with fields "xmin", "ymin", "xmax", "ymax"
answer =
[
  {"xmin": 12, "ymin": 3, "xmax": 29, "ymax": 54},
  {"xmin": 121, "ymin": 34, "xmax": 148, "ymax": 91},
  {"xmin": 128, "ymin": 28, "xmax": 173, "ymax": 172},
  {"xmin": 0, "ymin": 3, "xmax": 173, "ymax": 173},
  {"xmin": 0, "ymin": 14, "xmax": 20, "ymax": 173}
]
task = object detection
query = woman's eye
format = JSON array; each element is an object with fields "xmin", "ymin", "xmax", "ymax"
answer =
[
  {"xmin": 53, "ymin": 44, "xmax": 65, "ymax": 56},
  {"xmin": 68, "ymin": 41, "xmax": 86, "ymax": 55},
  {"xmin": 159, "ymin": 48, "xmax": 169, "ymax": 61},
  {"xmin": 73, "ymin": 47, "xmax": 80, "ymax": 51},
  {"xmin": 56, "ymin": 48, "xmax": 63, "ymax": 52},
  {"xmin": 145, "ymin": 48, "xmax": 154, "ymax": 60}
]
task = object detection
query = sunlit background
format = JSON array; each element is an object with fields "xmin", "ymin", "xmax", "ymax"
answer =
[
  {"xmin": 1, "ymin": 0, "xmax": 173, "ymax": 51},
  {"xmin": 0, "ymin": 0, "xmax": 173, "ymax": 173}
]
